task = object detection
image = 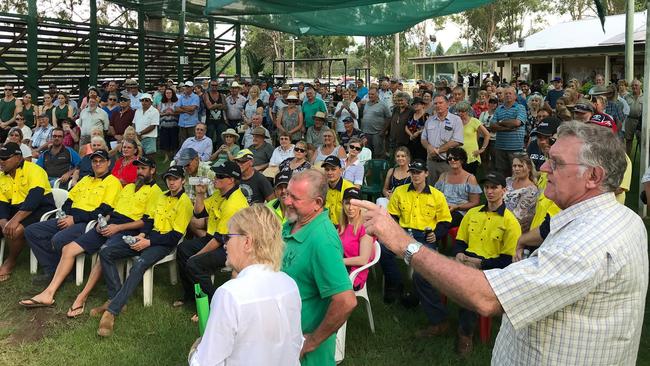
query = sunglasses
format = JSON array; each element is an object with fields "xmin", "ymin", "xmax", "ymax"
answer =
[
  {"xmin": 108, "ymin": 98, "xmax": 117, "ymax": 101},
  {"xmin": 15, "ymin": 117, "xmax": 24, "ymax": 120},
  {"xmin": 294, "ymin": 147, "xmax": 306, "ymax": 153},
  {"xmin": 215, "ymin": 174, "xmax": 231, "ymax": 180},
  {"xmin": 349, "ymin": 145, "xmax": 362, "ymax": 151},
  {"xmin": 447, "ymin": 156, "xmax": 461, "ymax": 162}
]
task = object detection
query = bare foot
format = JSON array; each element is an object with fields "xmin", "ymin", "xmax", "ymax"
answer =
[{"xmin": 191, "ymin": 314, "xmax": 198, "ymax": 322}]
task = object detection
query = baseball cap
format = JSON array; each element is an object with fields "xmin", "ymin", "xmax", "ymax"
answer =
[
  {"xmin": 342, "ymin": 116, "xmax": 354, "ymax": 124},
  {"xmin": 176, "ymin": 148, "xmax": 199, "ymax": 166},
  {"xmin": 530, "ymin": 117, "xmax": 561, "ymax": 137},
  {"xmin": 322, "ymin": 155, "xmax": 342, "ymax": 168},
  {"xmin": 183, "ymin": 80, "xmax": 194, "ymax": 87},
  {"xmin": 234, "ymin": 149, "xmax": 254, "ymax": 161},
  {"xmin": 139, "ymin": 93, "xmax": 153, "ymax": 101},
  {"xmin": 210, "ymin": 160, "xmax": 241, "ymax": 179},
  {"xmin": 589, "ymin": 85, "xmax": 609, "ymax": 96},
  {"xmin": 0, "ymin": 142, "xmax": 22, "ymax": 159},
  {"xmin": 573, "ymin": 102, "xmax": 594, "ymax": 114},
  {"xmin": 343, "ymin": 187, "xmax": 361, "ymax": 201},
  {"xmin": 163, "ymin": 165, "xmax": 185, "ymax": 179},
  {"xmin": 411, "ymin": 97, "xmax": 425, "ymax": 105},
  {"xmin": 274, "ymin": 171, "xmax": 292, "ymax": 187},
  {"xmin": 251, "ymin": 126, "xmax": 267, "ymax": 137},
  {"xmin": 587, "ymin": 114, "xmax": 616, "ymax": 131},
  {"xmin": 551, "ymin": 77, "xmax": 562, "ymax": 83},
  {"xmin": 480, "ymin": 171, "xmax": 506, "ymax": 187},
  {"xmin": 408, "ymin": 159, "xmax": 427, "ymax": 172},
  {"xmin": 133, "ymin": 156, "xmax": 156, "ymax": 168},
  {"xmin": 89, "ymin": 149, "xmax": 110, "ymax": 160},
  {"xmin": 230, "ymin": 81, "xmax": 242, "ymax": 88},
  {"xmin": 314, "ymin": 111, "xmax": 327, "ymax": 120}
]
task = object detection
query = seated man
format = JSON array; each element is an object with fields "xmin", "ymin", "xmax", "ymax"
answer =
[
  {"xmin": 35, "ymin": 127, "xmax": 81, "ymax": 187},
  {"xmin": 176, "ymin": 161, "xmax": 248, "ymax": 308},
  {"xmin": 21, "ymin": 149, "xmax": 121, "ymax": 299},
  {"xmin": 242, "ymin": 113, "xmax": 272, "ymax": 149},
  {"xmin": 66, "ymin": 156, "xmax": 162, "ymax": 317},
  {"xmin": 305, "ymin": 111, "xmax": 330, "ymax": 147},
  {"xmin": 453, "ymin": 172, "xmax": 521, "ymax": 355},
  {"xmin": 338, "ymin": 116, "xmax": 366, "ymax": 151},
  {"xmin": 234, "ymin": 149, "xmax": 274, "ymax": 204},
  {"xmin": 386, "ymin": 159, "xmax": 451, "ymax": 337},
  {"xmin": 174, "ymin": 123, "xmax": 213, "ymax": 162},
  {"xmin": 265, "ymin": 171, "xmax": 290, "ymax": 223},
  {"xmin": 0, "ymin": 143, "xmax": 57, "ymax": 282},
  {"xmin": 322, "ymin": 156, "xmax": 354, "ymax": 226},
  {"xmin": 248, "ymin": 127, "xmax": 274, "ymax": 171},
  {"xmin": 177, "ymin": 148, "xmax": 215, "ymax": 237},
  {"xmin": 96, "ymin": 165, "xmax": 193, "ymax": 336}
]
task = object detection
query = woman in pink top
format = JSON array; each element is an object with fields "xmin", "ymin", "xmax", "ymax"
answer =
[{"xmin": 338, "ymin": 187, "xmax": 374, "ymax": 290}]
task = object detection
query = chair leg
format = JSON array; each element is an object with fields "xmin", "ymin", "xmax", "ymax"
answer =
[
  {"xmin": 75, "ymin": 254, "xmax": 85, "ymax": 286},
  {"xmin": 335, "ymin": 321, "xmax": 347, "ymax": 364},
  {"xmin": 169, "ymin": 260, "xmax": 178, "ymax": 285},
  {"xmin": 91, "ymin": 253, "xmax": 98, "ymax": 268},
  {"xmin": 30, "ymin": 250, "xmax": 38, "ymax": 274},
  {"xmin": 0, "ymin": 238, "xmax": 5, "ymax": 264},
  {"xmin": 143, "ymin": 266, "xmax": 154, "ymax": 307},
  {"xmin": 479, "ymin": 316, "xmax": 492, "ymax": 344},
  {"xmin": 364, "ymin": 297, "xmax": 375, "ymax": 333}
]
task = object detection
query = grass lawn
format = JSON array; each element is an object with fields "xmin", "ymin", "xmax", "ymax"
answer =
[{"xmin": 0, "ymin": 153, "xmax": 648, "ymax": 365}]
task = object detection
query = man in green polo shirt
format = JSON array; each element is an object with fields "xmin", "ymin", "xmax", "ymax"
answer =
[
  {"xmin": 301, "ymin": 87, "xmax": 327, "ymax": 129},
  {"xmin": 281, "ymin": 169, "xmax": 357, "ymax": 366}
]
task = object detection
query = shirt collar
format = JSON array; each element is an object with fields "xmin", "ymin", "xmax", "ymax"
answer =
[
  {"xmin": 93, "ymin": 169, "xmax": 112, "ymax": 180},
  {"xmin": 165, "ymin": 188, "xmax": 186, "ymax": 198},
  {"xmin": 221, "ymin": 184, "xmax": 239, "ymax": 199},
  {"xmin": 407, "ymin": 182, "xmax": 431, "ymax": 194},
  {"xmin": 549, "ymin": 192, "xmax": 617, "ymax": 235},
  {"xmin": 331, "ymin": 177, "xmax": 344, "ymax": 191},
  {"xmin": 479, "ymin": 202, "xmax": 506, "ymax": 216}
]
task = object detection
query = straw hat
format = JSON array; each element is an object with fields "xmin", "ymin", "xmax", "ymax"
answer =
[
  {"xmin": 221, "ymin": 128, "xmax": 240, "ymax": 141},
  {"xmin": 286, "ymin": 91, "xmax": 299, "ymax": 101}
]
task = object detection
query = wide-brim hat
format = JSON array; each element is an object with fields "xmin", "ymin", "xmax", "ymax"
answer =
[{"xmin": 221, "ymin": 128, "xmax": 240, "ymax": 141}]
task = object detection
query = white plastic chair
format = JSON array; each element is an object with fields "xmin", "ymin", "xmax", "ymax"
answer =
[
  {"xmin": 335, "ymin": 241, "xmax": 382, "ymax": 363},
  {"xmin": 52, "ymin": 178, "xmax": 72, "ymax": 190},
  {"xmin": 74, "ymin": 220, "xmax": 99, "ymax": 286},
  {"xmin": 27, "ymin": 188, "xmax": 69, "ymax": 274},
  {"xmin": 125, "ymin": 237, "xmax": 183, "ymax": 306}
]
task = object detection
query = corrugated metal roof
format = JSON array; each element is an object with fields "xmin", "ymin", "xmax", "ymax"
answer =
[{"xmin": 497, "ymin": 11, "xmax": 647, "ymax": 53}]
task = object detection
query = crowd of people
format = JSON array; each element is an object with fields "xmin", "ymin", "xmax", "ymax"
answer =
[{"xmin": 0, "ymin": 71, "xmax": 647, "ymax": 365}]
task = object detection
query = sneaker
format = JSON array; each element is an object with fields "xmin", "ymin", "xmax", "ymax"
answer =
[{"xmin": 414, "ymin": 321, "xmax": 450, "ymax": 338}]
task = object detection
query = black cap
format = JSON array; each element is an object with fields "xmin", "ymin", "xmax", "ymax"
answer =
[
  {"xmin": 0, "ymin": 142, "xmax": 22, "ymax": 159},
  {"xmin": 411, "ymin": 97, "xmax": 425, "ymax": 105},
  {"xmin": 133, "ymin": 156, "xmax": 156, "ymax": 168},
  {"xmin": 480, "ymin": 171, "xmax": 506, "ymax": 187},
  {"xmin": 342, "ymin": 116, "xmax": 354, "ymax": 123},
  {"xmin": 343, "ymin": 187, "xmax": 361, "ymax": 200},
  {"xmin": 118, "ymin": 96, "xmax": 129, "ymax": 102},
  {"xmin": 322, "ymin": 155, "xmax": 342, "ymax": 168},
  {"xmin": 274, "ymin": 171, "xmax": 291, "ymax": 187},
  {"xmin": 573, "ymin": 102, "xmax": 594, "ymax": 113},
  {"xmin": 408, "ymin": 159, "xmax": 427, "ymax": 172},
  {"xmin": 89, "ymin": 149, "xmax": 110, "ymax": 160},
  {"xmin": 210, "ymin": 160, "xmax": 241, "ymax": 179},
  {"xmin": 163, "ymin": 165, "xmax": 185, "ymax": 179},
  {"xmin": 530, "ymin": 117, "xmax": 560, "ymax": 137}
]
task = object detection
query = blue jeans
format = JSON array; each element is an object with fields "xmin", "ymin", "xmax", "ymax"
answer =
[
  {"xmin": 100, "ymin": 241, "xmax": 172, "ymax": 315},
  {"xmin": 379, "ymin": 229, "xmax": 435, "ymax": 290},
  {"xmin": 24, "ymin": 219, "xmax": 87, "ymax": 275},
  {"xmin": 409, "ymin": 229, "xmax": 448, "ymax": 326},
  {"xmin": 458, "ymin": 307, "xmax": 478, "ymax": 336}
]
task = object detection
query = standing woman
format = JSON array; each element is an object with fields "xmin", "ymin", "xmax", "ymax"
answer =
[
  {"xmin": 379, "ymin": 147, "xmax": 411, "ymax": 208},
  {"xmin": 455, "ymin": 101, "xmax": 489, "ymax": 175},
  {"xmin": 525, "ymin": 94, "xmax": 544, "ymax": 137},
  {"xmin": 17, "ymin": 92, "xmax": 37, "ymax": 128},
  {"xmin": 275, "ymin": 91, "xmax": 303, "ymax": 143},
  {"xmin": 53, "ymin": 93, "xmax": 74, "ymax": 128},
  {"xmin": 338, "ymin": 187, "xmax": 374, "ymax": 291},
  {"xmin": 111, "ymin": 139, "xmax": 138, "ymax": 186},
  {"xmin": 243, "ymin": 86, "xmax": 264, "ymax": 127},
  {"xmin": 434, "ymin": 147, "xmax": 481, "ymax": 227},
  {"xmin": 404, "ymin": 97, "xmax": 428, "ymax": 161},
  {"xmin": 40, "ymin": 92, "xmax": 56, "ymax": 123},
  {"xmin": 79, "ymin": 87, "xmax": 99, "ymax": 111},
  {"xmin": 158, "ymin": 87, "xmax": 179, "ymax": 163},
  {"xmin": 334, "ymin": 89, "xmax": 359, "ymax": 133},
  {"xmin": 504, "ymin": 154, "xmax": 538, "ymax": 232}
]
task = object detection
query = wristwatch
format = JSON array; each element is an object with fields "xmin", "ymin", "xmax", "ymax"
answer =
[{"xmin": 403, "ymin": 242, "xmax": 423, "ymax": 265}]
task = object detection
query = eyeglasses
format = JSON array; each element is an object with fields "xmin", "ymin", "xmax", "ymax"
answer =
[
  {"xmin": 349, "ymin": 145, "xmax": 362, "ymax": 151},
  {"xmin": 52, "ymin": 135, "xmax": 64, "ymax": 139},
  {"xmin": 108, "ymin": 98, "xmax": 117, "ymax": 101},
  {"xmin": 279, "ymin": 137, "xmax": 290, "ymax": 140},
  {"xmin": 223, "ymin": 233, "xmax": 245, "ymax": 242},
  {"xmin": 294, "ymin": 147, "xmax": 306, "ymax": 153},
  {"xmin": 544, "ymin": 157, "xmax": 586, "ymax": 171},
  {"xmin": 215, "ymin": 174, "xmax": 230, "ymax": 180},
  {"xmin": 91, "ymin": 159, "xmax": 107, "ymax": 164},
  {"xmin": 15, "ymin": 117, "xmax": 24, "ymax": 121}
]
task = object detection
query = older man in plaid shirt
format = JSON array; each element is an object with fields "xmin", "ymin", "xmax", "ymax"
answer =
[{"xmin": 355, "ymin": 121, "xmax": 647, "ymax": 365}]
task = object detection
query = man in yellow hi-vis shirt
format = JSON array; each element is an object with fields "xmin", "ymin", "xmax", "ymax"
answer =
[
  {"xmin": 323, "ymin": 156, "xmax": 354, "ymax": 226},
  {"xmin": 97, "ymin": 165, "xmax": 193, "ymax": 337}
]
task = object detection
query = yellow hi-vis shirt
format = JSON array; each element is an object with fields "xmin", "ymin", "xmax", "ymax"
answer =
[
  {"xmin": 387, "ymin": 183, "xmax": 452, "ymax": 231},
  {"xmin": 456, "ymin": 204, "xmax": 521, "ymax": 259},
  {"xmin": 530, "ymin": 172, "xmax": 561, "ymax": 229},
  {"xmin": 68, "ymin": 173, "xmax": 122, "ymax": 212},
  {"xmin": 151, "ymin": 189, "xmax": 193, "ymax": 235},
  {"xmin": 616, "ymin": 154, "xmax": 632, "ymax": 204},
  {"xmin": 113, "ymin": 182, "xmax": 163, "ymax": 221},
  {"xmin": 203, "ymin": 187, "xmax": 249, "ymax": 236},
  {"xmin": 0, "ymin": 161, "xmax": 51, "ymax": 206},
  {"xmin": 325, "ymin": 178, "xmax": 355, "ymax": 226}
]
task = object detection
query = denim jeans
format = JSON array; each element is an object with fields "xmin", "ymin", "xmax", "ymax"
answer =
[
  {"xmin": 24, "ymin": 219, "xmax": 87, "ymax": 275},
  {"xmin": 379, "ymin": 229, "xmax": 435, "ymax": 291},
  {"xmin": 410, "ymin": 229, "xmax": 448, "ymax": 326},
  {"xmin": 177, "ymin": 237, "xmax": 227, "ymax": 302},
  {"xmin": 100, "ymin": 241, "xmax": 172, "ymax": 315},
  {"xmin": 458, "ymin": 307, "xmax": 478, "ymax": 336}
]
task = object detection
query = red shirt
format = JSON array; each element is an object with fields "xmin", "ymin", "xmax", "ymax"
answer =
[
  {"xmin": 111, "ymin": 157, "xmax": 137, "ymax": 185},
  {"xmin": 110, "ymin": 108, "xmax": 135, "ymax": 136}
]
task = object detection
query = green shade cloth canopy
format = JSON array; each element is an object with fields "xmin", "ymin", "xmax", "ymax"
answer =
[{"xmin": 204, "ymin": 0, "xmax": 495, "ymax": 36}]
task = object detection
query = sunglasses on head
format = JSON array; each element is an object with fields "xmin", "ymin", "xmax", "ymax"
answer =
[
  {"xmin": 294, "ymin": 147, "xmax": 306, "ymax": 153},
  {"xmin": 349, "ymin": 145, "xmax": 362, "ymax": 151}
]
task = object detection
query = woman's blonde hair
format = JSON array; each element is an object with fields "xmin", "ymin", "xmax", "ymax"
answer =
[
  {"xmin": 123, "ymin": 126, "xmax": 142, "ymax": 145},
  {"xmin": 228, "ymin": 204, "xmax": 285, "ymax": 271},
  {"xmin": 249, "ymin": 85, "xmax": 260, "ymax": 97},
  {"xmin": 90, "ymin": 126, "xmax": 104, "ymax": 137},
  {"xmin": 91, "ymin": 136, "xmax": 108, "ymax": 150}
]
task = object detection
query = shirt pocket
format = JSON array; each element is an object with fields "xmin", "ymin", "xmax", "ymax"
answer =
[{"xmin": 491, "ymin": 226, "xmax": 506, "ymax": 243}]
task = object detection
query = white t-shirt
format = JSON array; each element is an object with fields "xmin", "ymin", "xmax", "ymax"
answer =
[
  {"xmin": 21, "ymin": 125, "xmax": 32, "ymax": 141},
  {"xmin": 134, "ymin": 106, "xmax": 160, "ymax": 138},
  {"xmin": 334, "ymin": 101, "xmax": 359, "ymax": 132}
]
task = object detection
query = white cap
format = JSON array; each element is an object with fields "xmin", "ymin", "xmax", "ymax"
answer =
[
  {"xmin": 183, "ymin": 80, "xmax": 194, "ymax": 87},
  {"xmin": 139, "ymin": 93, "xmax": 153, "ymax": 101}
]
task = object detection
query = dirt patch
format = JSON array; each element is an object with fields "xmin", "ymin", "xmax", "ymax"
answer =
[{"xmin": 2, "ymin": 308, "xmax": 63, "ymax": 346}]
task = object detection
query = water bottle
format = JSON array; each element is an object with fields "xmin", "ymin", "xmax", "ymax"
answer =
[
  {"xmin": 122, "ymin": 235, "xmax": 138, "ymax": 246},
  {"xmin": 97, "ymin": 214, "xmax": 108, "ymax": 230},
  {"xmin": 55, "ymin": 209, "xmax": 66, "ymax": 220},
  {"xmin": 188, "ymin": 177, "xmax": 212, "ymax": 186}
]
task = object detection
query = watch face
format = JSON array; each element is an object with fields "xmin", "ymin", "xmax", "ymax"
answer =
[{"xmin": 407, "ymin": 243, "xmax": 420, "ymax": 253}]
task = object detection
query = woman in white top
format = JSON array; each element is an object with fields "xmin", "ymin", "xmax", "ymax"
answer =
[
  {"xmin": 311, "ymin": 129, "xmax": 346, "ymax": 165},
  {"xmin": 6, "ymin": 127, "xmax": 32, "ymax": 161},
  {"xmin": 334, "ymin": 89, "xmax": 359, "ymax": 133},
  {"xmin": 269, "ymin": 131, "xmax": 295, "ymax": 166},
  {"xmin": 341, "ymin": 137, "xmax": 365, "ymax": 186},
  {"xmin": 189, "ymin": 204, "xmax": 303, "ymax": 366}
]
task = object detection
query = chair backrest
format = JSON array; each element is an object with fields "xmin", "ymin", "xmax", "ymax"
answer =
[
  {"xmin": 51, "ymin": 188, "xmax": 69, "ymax": 208},
  {"xmin": 348, "ymin": 241, "xmax": 382, "ymax": 284},
  {"xmin": 363, "ymin": 159, "xmax": 389, "ymax": 188}
]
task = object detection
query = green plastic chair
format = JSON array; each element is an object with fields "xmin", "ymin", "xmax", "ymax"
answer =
[{"xmin": 361, "ymin": 159, "xmax": 389, "ymax": 202}]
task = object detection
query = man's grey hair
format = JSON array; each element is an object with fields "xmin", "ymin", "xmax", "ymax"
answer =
[
  {"xmin": 556, "ymin": 121, "xmax": 626, "ymax": 192},
  {"xmin": 395, "ymin": 91, "xmax": 410, "ymax": 102},
  {"xmin": 291, "ymin": 169, "xmax": 328, "ymax": 208},
  {"xmin": 305, "ymin": 87, "xmax": 315, "ymax": 94}
]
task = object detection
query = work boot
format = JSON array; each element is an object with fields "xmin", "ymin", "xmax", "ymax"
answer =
[
  {"xmin": 97, "ymin": 311, "xmax": 115, "ymax": 337},
  {"xmin": 414, "ymin": 321, "xmax": 449, "ymax": 338},
  {"xmin": 456, "ymin": 330, "xmax": 474, "ymax": 357},
  {"xmin": 90, "ymin": 301, "xmax": 110, "ymax": 317}
]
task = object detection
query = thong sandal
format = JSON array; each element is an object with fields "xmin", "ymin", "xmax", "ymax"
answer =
[
  {"xmin": 67, "ymin": 303, "xmax": 86, "ymax": 318},
  {"xmin": 19, "ymin": 298, "xmax": 55, "ymax": 308}
]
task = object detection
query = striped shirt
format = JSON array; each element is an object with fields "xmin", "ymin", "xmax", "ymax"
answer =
[
  {"xmin": 485, "ymin": 193, "xmax": 648, "ymax": 365},
  {"xmin": 494, "ymin": 103, "xmax": 526, "ymax": 151}
]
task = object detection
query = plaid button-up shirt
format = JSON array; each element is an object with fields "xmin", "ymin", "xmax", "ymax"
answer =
[{"xmin": 485, "ymin": 193, "xmax": 648, "ymax": 365}]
